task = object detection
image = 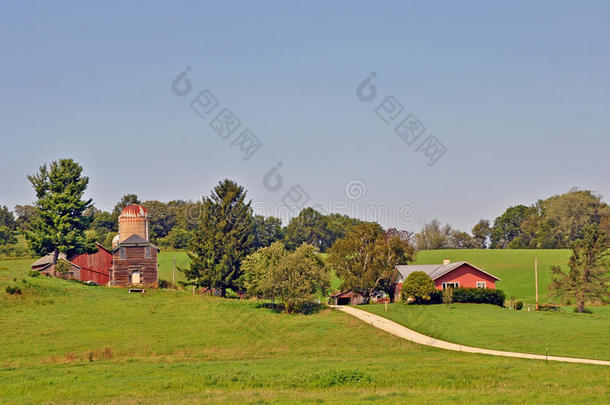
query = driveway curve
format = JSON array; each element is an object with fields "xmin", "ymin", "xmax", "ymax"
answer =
[{"xmin": 331, "ymin": 305, "xmax": 610, "ymax": 366}]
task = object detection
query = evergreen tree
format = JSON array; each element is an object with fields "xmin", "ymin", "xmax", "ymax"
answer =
[
  {"xmin": 184, "ymin": 180, "xmax": 254, "ymax": 296},
  {"xmin": 549, "ymin": 223, "xmax": 610, "ymax": 312},
  {"xmin": 26, "ymin": 159, "xmax": 96, "ymax": 264}
]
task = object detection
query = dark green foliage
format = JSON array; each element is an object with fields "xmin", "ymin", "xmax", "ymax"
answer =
[
  {"xmin": 309, "ymin": 370, "xmax": 371, "ymax": 388},
  {"xmin": 491, "ymin": 205, "xmax": 535, "ymax": 248},
  {"xmin": 472, "ymin": 219, "xmax": 491, "ymax": 249},
  {"xmin": 158, "ymin": 227, "xmax": 191, "ymax": 249},
  {"xmin": 284, "ymin": 209, "xmax": 362, "ymax": 252},
  {"xmin": 252, "ymin": 215, "xmax": 284, "ymax": 249},
  {"xmin": 14, "ymin": 205, "xmax": 37, "ymax": 232},
  {"xmin": 183, "ymin": 180, "xmax": 255, "ymax": 296},
  {"xmin": 400, "ymin": 271, "xmax": 436, "ymax": 304},
  {"xmin": 549, "ymin": 223, "xmax": 609, "ymax": 312},
  {"xmin": 5, "ymin": 284, "xmax": 22, "ymax": 295},
  {"xmin": 515, "ymin": 300, "xmax": 524, "ymax": 310},
  {"xmin": 328, "ymin": 222, "xmax": 415, "ymax": 298},
  {"xmin": 450, "ymin": 287, "xmax": 506, "ymax": 306},
  {"xmin": 283, "ymin": 208, "xmax": 331, "ymax": 251},
  {"xmin": 0, "ymin": 206, "xmax": 16, "ymax": 231},
  {"xmin": 0, "ymin": 225, "xmax": 17, "ymax": 245},
  {"xmin": 158, "ymin": 279, "xmax": 173, "ymax": 289},
  {"xmin": 26, "ymin": 159, "xmax": 97, "ymax": 264},
  {"xmin": 242, "ymin": 242, "xmax": 329, "ymax": 313},
  {"xmin": 538, "ymin": 303, "xmax": 560, "ymax": 311},
  {"xmin": 489, "ymin": 189, "xmax": 610, "ymax": 249},
  {"xmin": 28, "ymin": 270, "xmax": 40, "ymax": 278},
  {"xmin": 111, "ymin": 194, "xmax": 140, "ymax": 223}
]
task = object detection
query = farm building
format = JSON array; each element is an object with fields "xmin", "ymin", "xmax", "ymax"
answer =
[
  {"xmin": 391, "ymin": 259, "xmax": 500, "ymax": 301},
  {"xmin": 31, "ymin": 204, "xmax": 159, "ymax": 288},
  {"xmin": 110, "ymin": 205, "xmax": 159, "ymax": 287},
  {"xmin": 30, "ymin": 243, "xmax": 113, "ymax": 285},
  {"xmin": 330, "ymin": 291, "xmax": 366, "ymax": 306}
]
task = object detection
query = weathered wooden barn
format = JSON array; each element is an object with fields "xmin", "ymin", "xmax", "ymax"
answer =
[
  {"xmin": 30, "ymin": 243, "xmax": 113, "ymax": 285},
  {"xmin": 31, "ymin": 204, "xmax": 159, "ymax": 288},
  {"xmin": 110, "ymin": 205, "xmax": 159, "ymax": 287}
]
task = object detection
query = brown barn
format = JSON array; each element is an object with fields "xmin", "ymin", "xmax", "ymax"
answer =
[
  {"xmin": 31, "ymin": 243, "xmax": 113, "ymax": 285},
  {"xmin": 110, "ymin": 205, "xmax": 159, "ymax": 287},
  {"xmin": 111, "ymin": 234, "xmax": 159, "ymax": 287},
  {"xmin": 330, "ymin": 291, "xmax": 366, "ymax": 305},
  {"xmin": 31, "ymin": 204, "xmax": 160, "ymax": 288}
]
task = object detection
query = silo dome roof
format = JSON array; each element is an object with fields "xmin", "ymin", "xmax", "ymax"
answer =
[{"xmin": 120, "ymin": 204, "xmax": 149, "ymax": 217}]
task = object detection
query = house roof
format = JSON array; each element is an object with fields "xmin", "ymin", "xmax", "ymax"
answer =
[
  {"xmin": 112, "ymin": 234, "xmax": 159, "ymax": 252},
  {"xmin": 393, "ymin": 261, "xmax": 501, "ymax": 282},
  {"xmin": 31, "ymin": 253, "xmax": 81, "ymax": 271}
]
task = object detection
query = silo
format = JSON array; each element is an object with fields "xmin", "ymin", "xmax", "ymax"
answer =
[{"xmin": 118, "ymin": 205, "xmax": 150, "ymax": 242}]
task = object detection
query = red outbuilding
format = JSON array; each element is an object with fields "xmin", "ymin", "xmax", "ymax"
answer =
[
  {"xmin": 390, "ymin": 259, "xmax": 500, "ymax": 301},
  {"xmin": 31, "ymin": 243, "xmax": 113, "ymax": 285}
]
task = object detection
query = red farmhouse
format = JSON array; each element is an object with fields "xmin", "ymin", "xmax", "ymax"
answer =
[{"xmin": 390, "ymin": 259, "xmax": 500, "ymax": 301}]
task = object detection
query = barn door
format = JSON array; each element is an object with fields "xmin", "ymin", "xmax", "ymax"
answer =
[{"xmin": 131, "ymin": 271, "xmax": 141, "ymax": 284}]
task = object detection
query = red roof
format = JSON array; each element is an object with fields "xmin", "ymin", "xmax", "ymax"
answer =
[{"xmin": 120, "ymin": 204, "xmax": 148, "ymax": 217}]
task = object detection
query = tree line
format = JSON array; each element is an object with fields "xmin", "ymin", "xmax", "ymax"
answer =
[{"xmin": 413, "ymin": 188, "xmax": 610, "ymax": 250}]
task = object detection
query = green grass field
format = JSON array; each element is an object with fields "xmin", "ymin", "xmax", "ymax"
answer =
[
  {"xmin": 362, "ymin": 303, "xmax": 610, "ymax": 361},
  {"xmin": 2, "ymin": 258, "xmax": 610, "ymax": 403},
  {"xmin": 414, "ymin": 249, "xmax": 571, "ymax": 301}
]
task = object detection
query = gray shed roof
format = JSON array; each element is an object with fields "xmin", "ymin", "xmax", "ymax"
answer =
[
  {"xmin": 112, "ymin": 234, "xmax": 159, "ymax": 252},
  {"xmin": 392, "ymin": 261, "xmax": 500, "ymax": 283}
]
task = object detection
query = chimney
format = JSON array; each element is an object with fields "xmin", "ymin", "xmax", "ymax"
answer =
[{"xmin": 443, "ymin": 258, "xmax": 450, "ymax": 266}]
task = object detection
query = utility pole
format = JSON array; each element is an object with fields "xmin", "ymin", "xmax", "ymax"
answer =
[
  {"xmin": 172, "ymin": 256, "xmax": 176, "ymax": 288},
  {"xmin": 535, "ymin": 257, "xmax": 539, "ymax": 310}
]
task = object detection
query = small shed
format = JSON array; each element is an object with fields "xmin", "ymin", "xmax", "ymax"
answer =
[{"xmin": 330, "ymin": 291, "xmax": 366, "ymax": 306}]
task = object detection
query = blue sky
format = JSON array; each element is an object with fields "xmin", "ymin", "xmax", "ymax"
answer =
[{"xmin": 1, "ymin": 1, "xmax": 609, "ymax": 231}]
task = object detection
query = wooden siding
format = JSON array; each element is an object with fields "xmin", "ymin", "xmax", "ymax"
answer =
[
  {"xmin": 68, "ymin": 246, "xmax": 113, "ymax": 285},
  {"xmin": 112, "ymin": 246, "xmax": 158, "ymax": 287},
  {"xmin": 434, "ymin": 263, "xmax": 497, "ymax": 289}
]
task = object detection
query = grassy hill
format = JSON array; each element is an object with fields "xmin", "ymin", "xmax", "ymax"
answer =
[
  {"xmin": 1, "ymin": 258, "xmax": 610, "ymax": 403},
  {"xmin": 414, "ymin": 249, "xmax": 571, "ymax": 301},
  {"xmin": 362, "ymin": 303, "xmax": 610, "ymax": 361}
]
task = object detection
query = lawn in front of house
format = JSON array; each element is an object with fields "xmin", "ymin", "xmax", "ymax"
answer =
[{"xmin": 361, "ymin": 302, "xmax": 610, "ymax": 361}]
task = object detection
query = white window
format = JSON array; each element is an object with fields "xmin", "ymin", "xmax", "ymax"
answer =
[
  {"xmin": 145, "ymin": 246, "xmax": 151, "ymax": 258},
  {"xmin": 442, "ymin": 282, "xmax": 459, "ymax": 289},
  {"xmin": 476, "ymin": 281, "xmax": 486, "ymax": 289},
  {"xmin": 120, "ymin": 247, "xmax": 126, "ymax": 259}
]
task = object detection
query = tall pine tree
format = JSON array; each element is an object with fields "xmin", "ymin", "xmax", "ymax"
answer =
[
  {"xmin": 26, "ymin": 159, "xmax": 96, "ymax": 264},
  {"xmin": 549, "ymin": 223, "xmax": 610, "ymax": 312},
  {"xmin": 184, "ymin": 180, "xmax": 254, "ymax": 296}
]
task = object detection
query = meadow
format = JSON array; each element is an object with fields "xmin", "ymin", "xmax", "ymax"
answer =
[
  {"xmin": 362, "ymin": 303, "xmax": 610, "ymax": 361},
  {"xmin": 1, "ymin": 257, "xmax": 610, "ymax": 404}
]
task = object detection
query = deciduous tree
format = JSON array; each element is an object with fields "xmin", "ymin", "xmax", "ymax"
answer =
[{"xmin": 327, "ymin": 222, "xmax": 415, "ymax": 299}]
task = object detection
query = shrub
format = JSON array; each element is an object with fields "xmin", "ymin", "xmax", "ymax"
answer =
[
  {"xmin": 538, "ymin": 303, "xmax": 560, "ymax": 311},
  {"xmin": 451, "ymin": 287, "xmax": 505, "ymax": 306},
  {"xmin": 5, "ymin": 285, "xmax": 22, "ymax": 295},
  {"xmin": 28, "ymin": 270, "xmax": 40, "ymax": 278},
  {"xmin": 158, "ymin": 279, "xmax": 173, "ymax": 289},
  {"xmin": 400, "ymin": 271, "xmax": 436, "ymax": 304},
  {"xmin": 442, "ymin": 286, "xmax": 454, "ymax": 306},
  {"xmin": 515, "ymin": 300, "xmax": 524, "ymax": 310}
]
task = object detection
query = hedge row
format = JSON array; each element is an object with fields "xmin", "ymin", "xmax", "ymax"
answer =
[{"xmin": 451, "ymin": 287, "xmax": 506, "ymax": 306}]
